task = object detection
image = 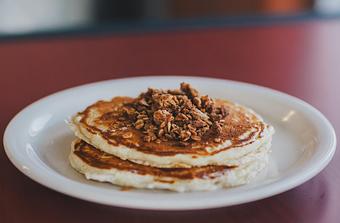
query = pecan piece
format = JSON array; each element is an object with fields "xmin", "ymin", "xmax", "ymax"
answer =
[
  {"xmin": 191, "ymin": 135, "xmax": 201, "ymax": 141},
  {"xmin": 122, "ymin": 132, "xmax": 132, "ymax": 139},
  {"xmin": 180, "ymin": 130, "xmax": 191, "ymax": 141},
  {"xmin": 180, "ymin": 82, "xmax": 198, "ymax": 98},
  {"xmin": 153, "ymin": 110, "xmax": 173, "ymax": 125},
  {"xmin": 134, "ymin": 119, "xmax": 144, "ymax": 129}
]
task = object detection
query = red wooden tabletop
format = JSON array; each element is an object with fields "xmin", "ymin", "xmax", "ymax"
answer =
[{"xmin": 1, "ymin": 19, "xmax": 339, "ymax": 223}]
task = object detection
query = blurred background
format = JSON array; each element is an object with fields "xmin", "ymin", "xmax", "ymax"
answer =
[
  {"xmin": 1, "ymin": 0, "xmax": 340, "ymax": 37},
  {"xmin": 1, "ymin": 2, "xmax": 340, "ymax": 223}
]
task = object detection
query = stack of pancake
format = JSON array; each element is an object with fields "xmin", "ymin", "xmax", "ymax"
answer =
[{"xmin": 69, "ymin": 83, "xmax": 274, "ymax": 192}]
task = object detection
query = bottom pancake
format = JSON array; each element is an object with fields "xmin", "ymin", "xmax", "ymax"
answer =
[{"xmin": 69, "ymin": 139, "xmax": 270, "ymax": 192}]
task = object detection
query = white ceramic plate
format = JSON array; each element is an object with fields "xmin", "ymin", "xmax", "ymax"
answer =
[{"xmin": 3, "ymin": 76, "xmax": 336, "ymax": 210}]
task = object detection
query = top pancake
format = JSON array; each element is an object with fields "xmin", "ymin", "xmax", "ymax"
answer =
[{"xmin": 71, "ymin": 97, "xmax": 274, "ymax": 168}]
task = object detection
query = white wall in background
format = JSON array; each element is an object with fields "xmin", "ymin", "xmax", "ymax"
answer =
[
  {"xmin": 0, "ymin": 0, "xmax": 94, "ymax": 34},
  {"xmin": 315, "ymin": 0, "xmax": 340, "ymax": 13}
]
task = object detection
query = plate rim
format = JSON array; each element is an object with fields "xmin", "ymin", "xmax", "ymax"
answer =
[{"xmin": 3, "ymin": 76, "xmax": 337, "ymax": 210}]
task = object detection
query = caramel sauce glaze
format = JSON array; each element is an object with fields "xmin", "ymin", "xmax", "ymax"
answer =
[{"xmin": 78, "ymin": 97, "xmax": 265, "ymax": 156}]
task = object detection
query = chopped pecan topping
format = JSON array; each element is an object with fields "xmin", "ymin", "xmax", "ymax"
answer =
[{"xmin": 120, "ymin": 83, "xmax": 228, "ymax": 144}]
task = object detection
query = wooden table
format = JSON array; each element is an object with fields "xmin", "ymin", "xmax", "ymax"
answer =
[{"xmin": 1, "ymin": 19, "xmax": 339, "ymax": 223}]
